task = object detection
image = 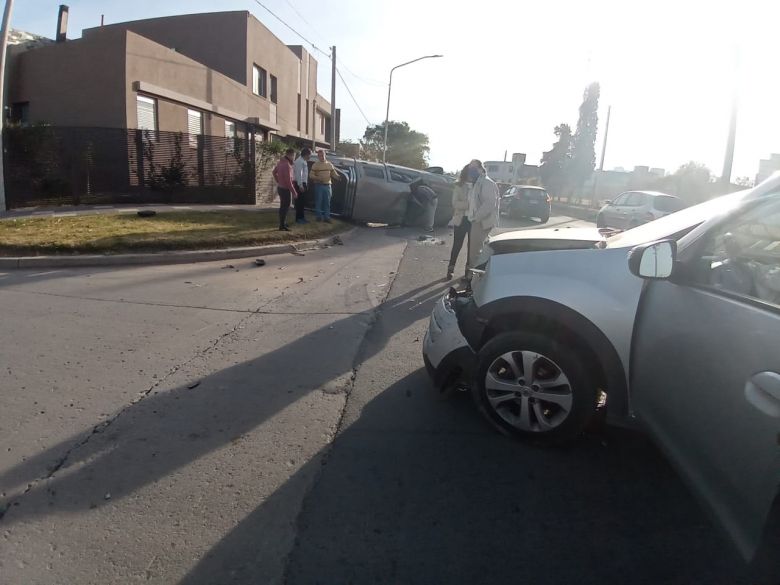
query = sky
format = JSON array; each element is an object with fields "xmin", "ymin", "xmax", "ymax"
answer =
[{"xmin": 10, "ymin": 0, "xmax": 780, "ymax": 180}]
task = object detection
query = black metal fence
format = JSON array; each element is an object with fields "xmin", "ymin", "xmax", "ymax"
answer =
[{"xmin": 3, "ymin": 126, "xmax": 256, "ymax": 209}]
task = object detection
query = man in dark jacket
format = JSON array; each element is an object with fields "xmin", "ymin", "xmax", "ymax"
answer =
[{"xmin": 408, "ymin": 177, "xmax": 438, "ymax": 232}]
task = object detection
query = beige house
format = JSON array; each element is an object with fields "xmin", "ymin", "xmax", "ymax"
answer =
[{"xmin": 8, "ymin": 11, "xmax": 335, "ymax": 147}]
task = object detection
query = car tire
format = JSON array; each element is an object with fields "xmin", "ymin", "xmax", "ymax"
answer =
[
  {"xmin": 596, "ymin": 213, "xmax": 606, "ymax": 228},
  {"xmin": 472, "ymin": 331, "xmax": 598, "ymax": 444}
]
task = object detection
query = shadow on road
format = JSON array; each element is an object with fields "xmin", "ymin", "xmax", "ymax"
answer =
[{"xmin": 0, "ymin": 278, "xmax": 449, "ymax": 523}]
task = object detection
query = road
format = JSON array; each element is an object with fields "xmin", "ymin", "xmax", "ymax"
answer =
[{"xmin": 0, "ymin": 217, "xmax": 752, "ymax": 584}]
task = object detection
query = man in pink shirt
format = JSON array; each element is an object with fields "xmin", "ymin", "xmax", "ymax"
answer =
[{"xmin": 272, "ymin": 148, "xmax": 298, "ymax": 231}]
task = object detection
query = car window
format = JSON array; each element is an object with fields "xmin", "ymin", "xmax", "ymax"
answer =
[
  {"xmin": 612, "ymin": 193, "xmax": 629, "ymax": 206},
  {"xmin": 624, "ymin": 192, "xmax": 646, "ymax": 206},
  {"xmin": 689, "ymin": 197, "xmax": 780, "ymax": 307},
  {"xmin": 653, "ymin": 196, "xmax": 683, "ymax": 212},
  {"xmin": 389, "ymin": 169, "xmax": 418, "ymax": 183},
  {"xmin": 361, "ymin": 164, "xmax": 386, "ymax": 180}
]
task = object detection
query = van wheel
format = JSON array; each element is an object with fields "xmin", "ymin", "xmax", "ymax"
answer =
[{"xmin": 472, "ymin": 332, "xmax": 598, "ymax": 444}]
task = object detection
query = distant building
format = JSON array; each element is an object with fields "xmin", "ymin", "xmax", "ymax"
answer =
[
  {"xmin": 484, "ymin": 153, "xmax": 539, "ymax": 184},
  {"xmin": 756, "ymin": 154, "xmax": 780, "ymax": 185}
]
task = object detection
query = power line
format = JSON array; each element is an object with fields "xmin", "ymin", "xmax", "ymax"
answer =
[
  {"xmin": 283, "ymin": 0, "xmax": 330, "ymax": 46},
  {"xmin": 336, "ymin": 67, "xmax": 372, "ymax": 125},
  {"xmin": 338, "ymin": 60, "xmax": 386, "ymax": 87},
  {"xmin": 250, "ymin": 0, "xmax": 330, "ymax": 58}
]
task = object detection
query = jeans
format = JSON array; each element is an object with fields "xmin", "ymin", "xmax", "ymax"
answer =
[
  {"xmin": 448, "ymin": 217, "xmax": 471, "ymax": 274},
  {"xmin": 277, "ymin": 187, "xmax": 292, "ymax": 228},
  {"xmin": 293, "ymin": 181, "xmax": 307, "ymax": 221},
  {"xmin": 314, "ymin": 183, "xmax": 332, "ymax": 219}
]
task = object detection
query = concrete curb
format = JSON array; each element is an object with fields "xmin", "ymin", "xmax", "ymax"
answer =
[{"xmin": 0, "ymin": 229, "xmax": 354, "ymax": 270}]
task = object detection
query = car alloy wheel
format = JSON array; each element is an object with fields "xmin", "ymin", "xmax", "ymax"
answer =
[
  {"xmin": 473, "ymin": 332, "xmax": 598, "ymax": 443},
  {"xmin": 484, "ymin": 351, "xmax": 573, "ymax": 432}
]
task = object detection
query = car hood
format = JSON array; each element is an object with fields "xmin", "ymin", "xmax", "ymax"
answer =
[{"xmin": 487, "ymin": 227, "xmax": 604, "ymax": 254}]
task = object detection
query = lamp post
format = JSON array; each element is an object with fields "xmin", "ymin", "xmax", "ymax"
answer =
[{"xmin": 383, "ymin": 54, "xmax": 442, "ymax": 163}]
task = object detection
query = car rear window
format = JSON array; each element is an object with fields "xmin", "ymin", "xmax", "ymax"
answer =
[{"xmin": 653, "ymin": 196, "xmax": 683, "ymax": 212}]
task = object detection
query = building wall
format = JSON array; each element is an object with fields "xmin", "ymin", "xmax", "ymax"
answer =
[
  {"xmin": 757, "ymin": 154, "xmax": 780, "ymax": 185},
  {"xmin": 9, "ymin": 28, "xmax": 128, "ymax": 127},
  {"xmin": 84, "ymin": 12, "xmax": 249, "ymax": 85},
  {"xmin": 124, "ymin": 31, "xmax": 273, "ymax": 133}
]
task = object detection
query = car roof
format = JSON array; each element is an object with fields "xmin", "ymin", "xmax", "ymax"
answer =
[
  {"xmin": 513, "ymin": 185, "xmax": 547, "ymax": 190},
  {"xmin": 621, "ymin": 190, "xmax": 677, "ymax": 198}
]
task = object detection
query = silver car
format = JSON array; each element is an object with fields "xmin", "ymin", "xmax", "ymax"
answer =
[
  {"xmin": 597, "ymin": 190, "xmax": 684, "ymax": 229},
  {"xmin": 423, "ymin": 173, "xmax": 780, "ymax": 579}
]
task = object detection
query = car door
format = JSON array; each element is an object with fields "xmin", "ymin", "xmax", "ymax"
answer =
[
  {"xmin": 604, "ymin": 192, "xmax": 629, "ymax": 227},
  {"xmin": 621, "ymin": 191, "xmax": 646, "ymax": 228},
  {"xmin": 350, "ymin": 162, "xmax": 408, "ymax": 225},
  {"xmin": 631, "ymin": 195, "xmax": 780, "ymax": 568}
]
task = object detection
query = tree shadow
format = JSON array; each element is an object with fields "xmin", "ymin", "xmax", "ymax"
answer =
[
  {"xmin": 177, "ymin": 368, "xmax": 753, "ymax": 585},
  {"xmin": 0, "ymin": 279, "xmax": 450, "ymax": 523}
]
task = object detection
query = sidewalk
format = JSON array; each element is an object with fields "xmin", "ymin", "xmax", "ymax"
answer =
[{"xmin": 1, "ymin": 203, "xmax": 276, "ymax": 220}]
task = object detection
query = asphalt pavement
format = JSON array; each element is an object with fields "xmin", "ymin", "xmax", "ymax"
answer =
[{"xmin": 0, "ymin": 216, "xmax": 752, "ymax": 584}]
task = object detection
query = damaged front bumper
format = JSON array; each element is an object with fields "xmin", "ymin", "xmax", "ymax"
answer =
[{"xmin": 422, "ymin": 287, "xmax": 478, "ymax": 390}]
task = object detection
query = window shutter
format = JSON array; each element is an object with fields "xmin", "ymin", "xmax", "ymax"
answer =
[
  {"xmin": 188, "ymin": 110, "xmax": 202, "ymax": 148},
  {"xmin": 136, "ymin": 96, "xmax": 156, "ymax": 131}
]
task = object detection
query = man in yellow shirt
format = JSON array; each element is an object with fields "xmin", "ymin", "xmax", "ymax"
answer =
[{"xmin": 308, "ymin": 150, "xmax": 342, "ymax": 223}]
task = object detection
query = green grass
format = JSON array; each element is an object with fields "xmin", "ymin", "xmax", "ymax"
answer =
[{"xmin": 0, "ymin": 211, "xmax": 348, "ymax": 256}]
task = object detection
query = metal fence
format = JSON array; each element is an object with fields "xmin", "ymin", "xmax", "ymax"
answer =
[{"xmin": 3, "ymin": 126, "xmax": 256, "ymax": 209}]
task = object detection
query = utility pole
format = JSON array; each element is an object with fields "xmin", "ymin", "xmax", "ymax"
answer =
[
  {"xmin": 721, "ymin": 51, "xmax": 739, "ymax": 186},
  {"xmin": 0, "ymin": 0, "xmax": 14, "ymax": 211},
  {"xmin": 330, "ymin": 46, "xmax": 336, "ymax": 151},
  {"xmin": 598, "ymin": 105, "xmax": 611, "ymax": 171}
]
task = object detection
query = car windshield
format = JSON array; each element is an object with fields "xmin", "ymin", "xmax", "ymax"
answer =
[{"xmin": 606, "ymin": 189, "xmax": 750, "ymax": 248}]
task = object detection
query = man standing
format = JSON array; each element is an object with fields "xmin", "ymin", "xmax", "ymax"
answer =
[
  {"xmin": 466, "ymin": 159, "xmax": 499, "ymax": 270},
  {"xmin": 309, "ymin": 149, "xmax": 341, "ymax": 223},
  {"xmin": 272, "ymin": 148, "xmax": 298, "ymax": 232},
  {"xmin": 293, "ymin": 147, "xmax": 311, "ymax": 224},
  {"xmin": 409, "ymin": 177, "xmax": 439, "ymax": 233}
]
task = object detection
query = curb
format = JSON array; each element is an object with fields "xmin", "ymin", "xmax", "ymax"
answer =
[{"xmin": 0, "ymin": 229, "xmax": 354, "ymax": 270}]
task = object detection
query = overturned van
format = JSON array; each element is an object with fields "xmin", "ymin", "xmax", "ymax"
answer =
[{"xmin": 321, "ymin": 154, "xmax": 455, "ymax": 226}]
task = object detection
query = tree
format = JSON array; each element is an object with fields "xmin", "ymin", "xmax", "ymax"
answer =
[
  {"xmin": 656, "ymin": 161, "xmax": 715, "ymax": 205},
  {"xmin": 360, "ymin": 121, "xmax": 430, "ymax": 169},
  {"xmin": 734, "ymin": 176, "xmax": 753, "ymax": 188},
  {"xmin": 569, "ymin": 82, "xmax": 600, "ymax": 196},
  {"xmin": 539, "ymin": 123, "xmax": 572, "ymax": 198}
]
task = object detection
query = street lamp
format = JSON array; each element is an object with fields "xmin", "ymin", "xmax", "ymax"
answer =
[{"xmin": 383, "ymin": 54, "xmax": 443, "ymax": 164}]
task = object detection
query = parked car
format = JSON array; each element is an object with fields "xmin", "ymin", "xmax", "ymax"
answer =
[
  {"xmin": 499, "ymin": 185, "xmax": 552, "ymax": 223},
  {"xmin": 322, "ymin": 154, "xmax": 455, "ymax": 227},
  {"xmin": 596, "ymin": 190, "xmax": 684, "ymax": 229},
  {"xmin": 423, "ymin": 173, "xmax": 780, "ymax": 580}
]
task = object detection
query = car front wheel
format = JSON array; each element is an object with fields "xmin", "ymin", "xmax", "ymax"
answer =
[{"xmin": 472, "ymin": 332, "xmax": 598, "ymax": 444}]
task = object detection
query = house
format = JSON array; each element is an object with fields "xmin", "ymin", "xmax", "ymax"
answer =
[
  {"xmin": 3, "ymin": 10, "xmax": 339, "ymax": 208},
  {"xmin": 8, "ymin": 10, "xmax": 335, "ymax": 147}
]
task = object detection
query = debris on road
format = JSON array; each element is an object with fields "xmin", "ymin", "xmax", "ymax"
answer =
[
  {"xmin": 187, "ymin": 381, "xmax": 200, "ymax": 390},
  {"xmin": 221, "ymin": 264, "xmax": 235, "ymax": 270},
  {"xmin": 254, "ymin": 259, "xmax": 266, "ymax": 266},
  {"xmin": 333, "ymin": 235, "xmax": 344, "ymax": 246},
  {"xmin": 137, "ymin": 210, "xmax": 156, "ymax": 218}
]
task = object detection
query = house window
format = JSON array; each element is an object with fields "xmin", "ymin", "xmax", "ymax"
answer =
[
  {"xmin": 253, "ymin": 65, "xmax": 267, "ymax": 97},
  {"xmin": 136, "ymin": 96, "xmax": 157, "ymax": 138},
  {"xmin": 270, "ymin": 75, "xmax": 278, "ymax": 104},
  {"xmin": 225, "ymin": 120, "xmax": 236, "ymax": 153},
  {"xmin": 187, "ymin": 109, "xmax": 202, "ymax": 148}
]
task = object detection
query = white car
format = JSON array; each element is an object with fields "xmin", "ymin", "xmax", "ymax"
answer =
[
  {"xmin": 596, "ymin": 190, "xmax": 685, "ymax": 229},
  {"xmin": 423, "ymin": 173, "xmax": 780, "ymax": 581}
]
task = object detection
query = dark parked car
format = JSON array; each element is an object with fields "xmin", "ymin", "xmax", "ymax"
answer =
[
  {"xmin": 321, "ymin": 153, "xmax": 455, "ymax": 226},
  {"xmin": 499, "ymin": 185, "xmax": 551, "ymax": 223}
]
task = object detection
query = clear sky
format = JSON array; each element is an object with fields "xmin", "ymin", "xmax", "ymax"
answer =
[{"xmin": 10, "ymin": 0, "xmax": 780, "ymax": 180}]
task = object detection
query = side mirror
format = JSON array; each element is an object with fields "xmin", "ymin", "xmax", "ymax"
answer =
[
  {"xmin": 603, "ymin": 200, "xmax": 612, "ymax": 205},
  {"xmin": 628, "ymin": 239, "xmax": 677, "ymax": 280}
]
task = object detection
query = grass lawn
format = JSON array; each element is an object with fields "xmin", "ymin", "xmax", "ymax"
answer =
[{"xmin": 0, "ymin": 211, "xmax": 348, "ymax": 256}]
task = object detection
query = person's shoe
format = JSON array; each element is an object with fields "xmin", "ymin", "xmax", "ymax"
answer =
[
  {"xmin": 446, "ymin": 266, "xmax": 454, "ymax": 280},
  {"xmin": 279, "ymin": 226, "xmax": 290, "ymax": 232}
]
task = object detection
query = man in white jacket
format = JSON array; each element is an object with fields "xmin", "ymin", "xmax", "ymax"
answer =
[{"xmin": 466, "ymin": 159, "xmax": 499, "ymax": 271}]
